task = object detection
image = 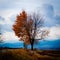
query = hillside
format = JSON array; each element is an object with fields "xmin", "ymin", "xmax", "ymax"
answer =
[
  {"xmin": 0, "ymin": 48, "xmax": 60, "ymax": 60},
  {"xmin": 0, "ymin": 40, "xmax": 60, "ymax": 50}
]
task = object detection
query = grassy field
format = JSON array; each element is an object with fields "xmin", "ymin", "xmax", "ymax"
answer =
[{"xmin": 0, "ymin": 48, "xmax": 60, "ymax": 60}]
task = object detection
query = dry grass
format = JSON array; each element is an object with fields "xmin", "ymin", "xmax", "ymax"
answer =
[{"xmin": 0, "ymin": 48, "xmax": 60, "ymax": 60}]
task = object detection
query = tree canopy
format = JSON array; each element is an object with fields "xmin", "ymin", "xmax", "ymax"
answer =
[{"xmin": 13, "ymin": 10, "xmax": 49, "ymax": 50}]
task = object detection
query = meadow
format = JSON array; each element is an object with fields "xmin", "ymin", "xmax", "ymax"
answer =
[{"xmin": 0, "ymin": 48, "xmax": 60, "ymax": 60}]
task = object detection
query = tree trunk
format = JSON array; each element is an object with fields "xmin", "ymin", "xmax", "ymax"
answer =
[
  {"xmin": 31, "ymin": 43, "xmax": 33, "ymax": 50},
  {"xmin": 31, "ymin": 39, "xmax": 34, "ymax": 51},
  {"xmin": 24, "ymin": 42, "xmax": 27, "ymax": 49}
]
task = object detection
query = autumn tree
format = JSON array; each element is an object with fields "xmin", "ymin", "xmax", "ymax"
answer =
[
  {"xmin": 13, "ymin": 11, "xmax": 28, "ymax": 48},
  {"xmin": 13, "ymin": 10, "xmax": 49, "ymax": 50}
]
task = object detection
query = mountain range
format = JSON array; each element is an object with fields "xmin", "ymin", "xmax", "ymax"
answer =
[{"xmin": 0, "ymin": 40, "xmax": 60, "ymax": 50}]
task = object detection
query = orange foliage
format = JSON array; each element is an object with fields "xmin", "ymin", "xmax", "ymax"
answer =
[
  {"xmin": 13, "ymin": 11, "xmax": 30, "ymax": 44},
  {"xmin": 13, "ymin": 11, "xmax": 49, "ymax": 49}
]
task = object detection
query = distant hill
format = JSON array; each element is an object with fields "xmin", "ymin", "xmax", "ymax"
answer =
[
  {"xmin": 0, "ymin": 40, "xmax": 60, "ymax": 50},
  {"xmin": 0, "ymin": 42, "xmax": 24, "ymax": 48},
  {"xmin": 27, "ymin": 40, "xmax": 60, "ymax": 50}
]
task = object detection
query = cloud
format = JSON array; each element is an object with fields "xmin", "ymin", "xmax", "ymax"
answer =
[
  {"xmin": 0, "ymin": 1, "xmax": 60, "ymax": 42},
  {"xmin": 0, "ymin": 9, "xmax": 18, "ymax": 19},
  {"xmin": 0, "ymin": 16, "xmax": 13, "ymax": 33},
  {"xmin": 36, "ymin": 25, "xmax": 60, "ymax": 40},
  {"xmin": 0, "ymin": 0, "xmax": 39, "ymax": 11},
  {"xmin": 0, "ymin": 18, "xmax": 13, "ymax": 25},
  {"xmin": 39, "ymin": 4, "xmax": 54, "ymax": 17},
  {"xmin": 0, "ymin": 0, "xmax": 60, "ymax": 15},
  {"xmin": 46, "ymin": 26, "xmax": 60, "ymax": 40},
  {"xmin": 1, "ymin": 26, "xmax": 60, "ymax": 43},
  {"xmin": 2, "ymin": 32, "xmax": 19, "ymax": 43},
  {"xmin": 38, "ymin": 4, "xmax": 60, "ymax": 27}
]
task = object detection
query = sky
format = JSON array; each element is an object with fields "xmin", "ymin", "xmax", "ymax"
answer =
[{"xmin": 0, "ymin": 0, "xmax": 60, "ymax": 43}]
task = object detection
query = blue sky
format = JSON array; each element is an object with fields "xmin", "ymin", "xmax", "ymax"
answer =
[{"xmin": 0, "ymin": 0, "xmax": 60, "ymax": 43}]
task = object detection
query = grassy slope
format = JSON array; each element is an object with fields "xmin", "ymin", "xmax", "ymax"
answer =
[{"xmin": 0, "ymin": 48, "xmax": 60, "ymax": 60}]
